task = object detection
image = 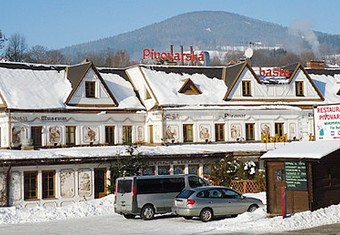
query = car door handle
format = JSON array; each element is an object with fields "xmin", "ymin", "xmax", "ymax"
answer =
[{"xmin": 208, "ymin": 201, "xmax": 212, "ymax": 204}]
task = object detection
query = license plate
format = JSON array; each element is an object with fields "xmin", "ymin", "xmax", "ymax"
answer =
[{"xmin": 176, "ymin": 200, "xmax": 183, "ymax": 206}]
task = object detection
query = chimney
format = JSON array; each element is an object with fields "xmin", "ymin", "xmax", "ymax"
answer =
[
  {"xmin": 170, "ymin": 45, "xmax": 174, "ymax": 60},
  {"xmin": 190, "ymin": 46, "xmax": 194, "ymax": 66},
  {"xmin": 180, "ymin": 45, "xmax": 184, "ymax": 65},
  {"xmin": 305, "ymin": 60, "xmax": 326, "ymax": 70}
]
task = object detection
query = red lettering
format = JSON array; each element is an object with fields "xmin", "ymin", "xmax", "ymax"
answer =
[
  {"xmin": 142, "ymin": 48, "xmax": 205, "ymax": 62},
  {"xmin": 143, "ymin": 49, "xmax": 150, "ymax": 59},
  {"xmin": 160, "ymin": 52, "xmax": 168, "ymax": 60},
  {"xmin": 260, "ymin": 67, "xmax": 266, "ymax": 77},
  {"xmin": 284, "ymin": 70, "xmax": 290, "ymax": 78},
  {"xmin": 273, "ymin": 67, "xmax": 279, "ymax": 77},
  {"xmin": 259, "ymin": 67, "xmax": 290, "ymax": 78}
]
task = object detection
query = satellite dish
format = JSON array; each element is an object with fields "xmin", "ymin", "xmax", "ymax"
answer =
[{"xmin": 244, "ymin": 48, "xmax": 254, "ymax": 59}]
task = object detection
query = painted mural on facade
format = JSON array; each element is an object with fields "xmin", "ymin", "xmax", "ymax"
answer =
[
  {"xmin": 49, "ymin": 126, "xmax": 61, "ymax": 144},
  {"xmin": 84, "ymin": 127, "xmax": 97, "ymax": 143}
]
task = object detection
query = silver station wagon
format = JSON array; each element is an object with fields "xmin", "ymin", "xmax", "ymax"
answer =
[{"xmin": 172, "ymin": 186, "xmax": 263, "ymax": 222}]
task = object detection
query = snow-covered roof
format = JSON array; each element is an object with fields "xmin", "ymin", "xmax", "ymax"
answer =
[
  {"xmin": 140, "ymin": 67, "xmax": 228, "ymax": 106},
  {"xmin": 260, "ymin": 140, "xmax": 340, "ymax": 160},
  {"xmin": 310, "ymin": 73, "xmax": 340, "ymax": 103},
  {"xmin": 0, "ymin": 62, "xmax": 144, "ymax": 110},
  {"xmin": 0, "ymin": 142, "xmax": 284, "ymax": 161},
  {"xmin": 0, "ymin": 65, "xmax": 71, "ymax": 109},
  {"xmin": 100, "ymin": 73, "xmax": 144, "ymax": 109}
]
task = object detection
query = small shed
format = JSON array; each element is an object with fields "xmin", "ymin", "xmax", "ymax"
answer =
[{"xmin": 261, "ymin": 140, "xmax": 340, "ymax": 215}]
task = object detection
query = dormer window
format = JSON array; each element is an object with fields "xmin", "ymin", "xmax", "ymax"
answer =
[
  {"xmin": 178, "ymin": 78, "xmax": 202, "ymax": 95},
  {"xmin": 85, "ymin": 81, "xmax": 96, "ymax": 98},
  {"xmin": 295, "ymin": 81, "xmax": 304, "ymax": 96},
  {"xmin": 242, "ymin": 81, "xmax": 251, "ymax": 96}
]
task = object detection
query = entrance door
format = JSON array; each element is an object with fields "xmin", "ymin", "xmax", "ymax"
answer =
[
  {"xmin": 267, "ymin": 162, "xmax": 286, "ymax": 214},
  {"xmin": 94, "ymin": 168, "xmax": 107, "ymax": 198}
]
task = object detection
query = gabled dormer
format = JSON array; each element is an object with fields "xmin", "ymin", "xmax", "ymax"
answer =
[
  {"xmin": 283, "ymin": 63, "xmax": 324, "ymax": 101},
  {"xmin": 223, "ymin": 62, "xmax": 324, "ymax": 103},
  {"xmin": 66, "ymin": 61, "xmax": 118, "ymax": 107},
  {"xmin": 178, "ymin": 78, "xmax": 202, "ymax": 95},
  {"xmin": 223, "ymin": 62, "xmax": 260, "ymax": 101}
]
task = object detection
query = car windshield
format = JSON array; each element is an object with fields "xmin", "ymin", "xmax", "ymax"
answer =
[
  {"xmin": 188, "ymin": 176, "xmax": 207, "ymax": 187},
  {"xmin": 176, "ymin": 189, "xmax": 195, "ymax": 199},
  {"xmin": 221, "ymin": 188, "xmax": 242, "ymax": 199}
]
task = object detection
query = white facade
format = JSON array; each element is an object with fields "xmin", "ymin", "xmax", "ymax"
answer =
[
  {"xmin": 0, "ymin": 163, "xmax": 111, "ymax": 207},
  {"xmin": 144, "ymin": 107, "xmax": 314, "ymax": 144},
  {"xmin": 0, "ymin": 112, "xmax": 145, "ymax": 148},
  {"xmin": 0, "ymin": 60, "xmax": 339, "ymax": 207}
]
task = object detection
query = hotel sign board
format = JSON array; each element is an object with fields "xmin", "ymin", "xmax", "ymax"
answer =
[
  {"xmin": 314, "ymin": 104, "xmax": 340, "ymax": 140},
  {"xmin": 285, "ymin": 161, "xmax": 307, "ymax": 191}
]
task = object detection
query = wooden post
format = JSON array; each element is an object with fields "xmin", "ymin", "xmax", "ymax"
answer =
[{"xmin": 281, "ymin": 186, "xmax": 286, "ymax": 219}]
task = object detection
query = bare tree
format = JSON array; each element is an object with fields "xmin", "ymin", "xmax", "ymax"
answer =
[
  {"xmin": 25, "ymin": 45, "xmax": 48, "ymax": 63},
  {"xmin": 0, "ymin": 30, "xmax": 7, "ymax": 59},
  {"xmin": 106, "ymin": 50, "xmax": 131, "ymax": 67},
  {"xmin": 4, "ymin": 33, "xmax": 27, "ymax": 62},
  {"xmin": 0, "ymin": 30, "xmax": 5, "ymax": 50},
  {"xmin": 46, "ymin": 50, "xmax": 68, "ymax": 64}
]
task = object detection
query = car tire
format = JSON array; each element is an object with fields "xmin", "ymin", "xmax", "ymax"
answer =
[
  {"xmin": 123, "ymin": 214, "xmax": 136, "ymax": 219},
  {"xmin": 247, "ymin": 204, "xmax": 259, "ymax": 212},
  {"xmin": 141, "ymin": 205, "xmax": 155, "ymax": 220},
  {"xmin": 200, "ymin": 208, "xmax": 213, "ymax": 222},
  {"xmin": 183, "ymin": 216, "xmax": 193, "ymax": 220}
]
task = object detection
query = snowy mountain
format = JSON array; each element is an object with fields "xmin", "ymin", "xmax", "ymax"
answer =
[{"xmin": 60, "ymin": 11, "xmax": 340, "ymax": 61}]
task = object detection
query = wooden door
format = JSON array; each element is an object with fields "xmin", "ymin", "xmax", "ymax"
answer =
[
  {"xmin": 267, "ymin": 162, "xmax": 286, "ymax": 214},
  {"xmin": 94, "ymin": 168, "xmax": 107, "ymax": 198}
]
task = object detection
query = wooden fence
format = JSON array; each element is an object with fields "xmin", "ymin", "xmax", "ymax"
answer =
[{"xmin": 230, "ymin": 180, "xmax": 266, "ymax": 194}]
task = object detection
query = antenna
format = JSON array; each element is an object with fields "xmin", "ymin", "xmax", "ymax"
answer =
[{"xmin": 244, "ymin": 47, "xmax": 254, "ymax": 59}]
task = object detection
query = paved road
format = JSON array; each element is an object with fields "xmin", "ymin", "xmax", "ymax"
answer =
[
  {"xmin": 0, "ymin": 215, "xmax": 339, "ymax": 235},
  {"xmin": 268, "ymin": 223, "xmax": 340, "ymax": 235}
]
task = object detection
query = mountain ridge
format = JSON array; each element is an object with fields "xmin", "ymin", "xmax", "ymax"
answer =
[{"xmin": 60, "ymin": 11, "xmax": 340, "ymax": 62}]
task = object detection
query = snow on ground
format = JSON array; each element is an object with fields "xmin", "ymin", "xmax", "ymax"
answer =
[{"xmin": 0, "ymin": 192, "xmax": 339, "ymax": 234}]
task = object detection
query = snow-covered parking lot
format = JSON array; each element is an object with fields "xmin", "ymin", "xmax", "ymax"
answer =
[{"xmin": 0, "ymin": 192, "xmax": 340, "ymax": 235}]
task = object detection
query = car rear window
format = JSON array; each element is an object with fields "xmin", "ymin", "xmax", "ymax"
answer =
[
  {"xmin": 117, "ymin": 179, "xmax": 132, "ymax": 193},
  {"xmin": 176, "ymin": 189, "xmax": 195, "ymax": 199}
]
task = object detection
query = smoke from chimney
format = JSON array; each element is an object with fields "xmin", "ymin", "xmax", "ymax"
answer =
[{"xmin": 288, "ymin": 20, "xmax": 320, "ymax": 58}]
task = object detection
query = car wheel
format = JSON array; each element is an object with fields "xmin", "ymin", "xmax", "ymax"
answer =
[
  {"xmin": 123, "ymin": 214, "xmax": 135, "ymax": 219},
  {"xmin": 200, "ymin": 208, "xmax": 213, "ymax": 222},
  {"xmin": 183, "ymin": 216, "xmax": 193, "ymax": 220},
  {"xmin": 141, "ymin": 205, "xmax": 155, "ymax": 220},
  {"xmin": 247, "ymin": 204, "xmax": 259, "ymax": 212}
]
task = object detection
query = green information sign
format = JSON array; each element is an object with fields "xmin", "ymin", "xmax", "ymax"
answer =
[{"xmin": 284, "ymin": 161, "xmax": 307, "ymax": 191}]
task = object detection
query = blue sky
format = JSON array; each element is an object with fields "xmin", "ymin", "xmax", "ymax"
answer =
[{"xmin": 1, "ymin": 0, "xmax": 339, "ymax": 49}]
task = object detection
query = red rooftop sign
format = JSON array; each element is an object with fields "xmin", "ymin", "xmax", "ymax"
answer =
[
  {"xmin": 260, "ymin": 67, "xmax": 290, "ymax": 78},
  {"xmin": 143, "ymin": 48, "xmax": 205, "ymax": 62}
]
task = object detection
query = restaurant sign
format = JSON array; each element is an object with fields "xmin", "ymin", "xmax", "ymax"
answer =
[{"xmin": 314, "ymin": 104, "xmax": 340, "ymax": 140}]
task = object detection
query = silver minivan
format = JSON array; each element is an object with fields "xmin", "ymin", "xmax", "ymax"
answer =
[{"xmin": 114, "ymin": 174, "xmax": 207, "ymax": 220}]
